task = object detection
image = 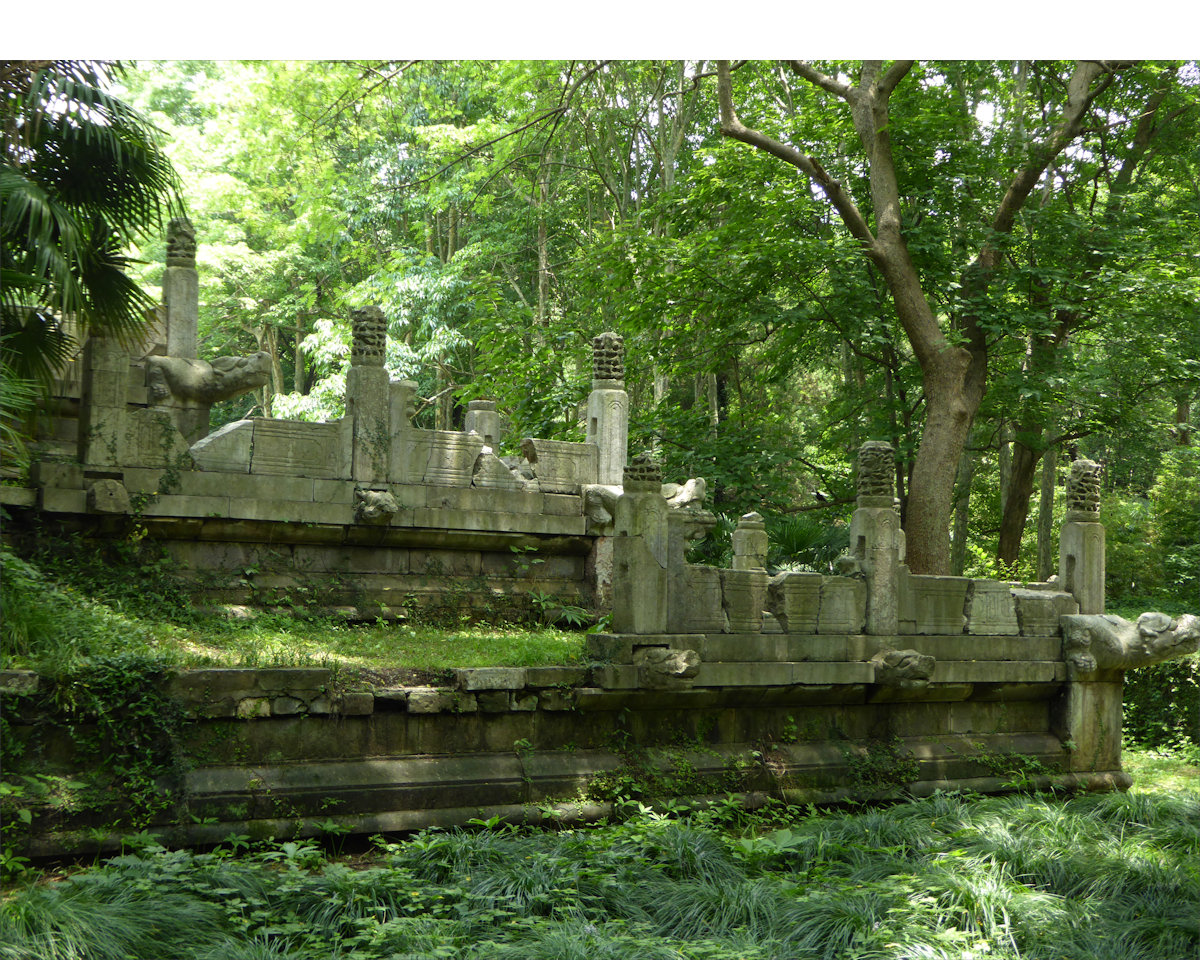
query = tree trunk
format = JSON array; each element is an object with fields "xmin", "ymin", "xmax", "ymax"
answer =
[
  {"xmin": 950, "ymin": 447, "xmax": 976, "ymax": 576},
  {"xmin": 1036, "ymin": 443, "xmax": 1057, "ymax": 581},
  {"xmin": 997, "ymin": 437, "xmax": 1041, "ymax": 569}
]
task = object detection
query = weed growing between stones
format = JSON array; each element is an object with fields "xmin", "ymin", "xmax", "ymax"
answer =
[{"xmin": 2, "ymin": 763, "xmax": 1196, "ymax": 959}]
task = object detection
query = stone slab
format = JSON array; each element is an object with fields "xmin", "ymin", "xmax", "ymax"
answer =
[
  {"xmin": 1012, "ymin": 589, "xmax": 1079, "ymax": 636},
  {"xmin": 191, "ymin": 420, "xmax": 253, "ymax": 473},
  {"xmin": 817, "ymin": 577, "xmax": 866, "ymax": 634},
  {"xmin": 964, "ymin": 581, "xmax": 1020, "ymax": 635},
  {"xmin": 456, "ymin": 668, "xmax": 529, "ymax": 691},
  {"xmin": 251, "ymin": 419, "xmax": 345, "ymax": 479},
  {"xmin": 768, "ymin": 572, "xmax": 821, "ymax": 633},
  {"xmin": 930, "ymin": 661, "xmax": 1066, "ymax": 684},
  {"xmin": 907, "ymin": 576, "xmax": 969, "ymax": 635}
]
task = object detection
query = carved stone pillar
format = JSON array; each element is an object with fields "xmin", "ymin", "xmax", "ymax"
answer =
[
  {"xmin": 611, "ymin": 453, "xmax": 668, "ymax": 634},
  {"xmin": 164, "ymin": 218, "xmax": 199, "ymax": 360},
  {"xmin": 850, "ymin": 440, "xmax": 902, "ymax": 634},
  {"xmin": 1059, "ymin": 459, "xmax": 1105, "ymax": 614},
  {"xmin": 586, "ymin": 332, "xmax": 628, "ymax": 485},
  {"xmin": 346, "ymin": 306, "xmax": 390, "ymax": 482},
  {"xmin": 78, "ymin": 331, "xmax": 130, "ymax": 466}
]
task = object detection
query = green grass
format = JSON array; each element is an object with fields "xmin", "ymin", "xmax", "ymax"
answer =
[
  {"xmin": 3, "ymin": 757, "xmax": 1197, "ymax": 960},
  {"xmin": 0, "ymin": 543, "xmax": 589, "ymax": 677}
]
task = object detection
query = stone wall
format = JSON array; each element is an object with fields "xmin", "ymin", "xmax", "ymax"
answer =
[{"xmin": 0, "ymin": 617, "xmax": 1139, "ymax": 858}]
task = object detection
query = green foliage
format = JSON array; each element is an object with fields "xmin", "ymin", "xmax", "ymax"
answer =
[
  {"xmin": 3, "ymin": 774, "xmax": 1197, "ymax": 959},
  {"xmin": 1, "ymin": 61, "xmax": 181, "ymax": 389},
  {"xmin": 1123, "ymin": 654, "xmax": 1200, "ymax": 760}
]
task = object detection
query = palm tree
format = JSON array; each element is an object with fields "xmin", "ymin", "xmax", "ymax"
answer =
[{"xmin": 1, "ymin": 59, "xmax": 181, "ymax": 400}]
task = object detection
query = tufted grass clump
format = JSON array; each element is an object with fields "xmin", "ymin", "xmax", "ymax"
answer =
[{"xmin": 5, "ymin": 758, "xmax": 1195, "ymax": 960}]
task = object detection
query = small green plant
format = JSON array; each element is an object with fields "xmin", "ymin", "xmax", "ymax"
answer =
[{"xmin": 841, "ymin": 737, "xmax": 920, "ymax": 791}]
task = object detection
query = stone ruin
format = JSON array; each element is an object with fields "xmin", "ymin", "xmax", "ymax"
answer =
[{"xmin": 2, "ymin": 222, "xmax": 1196, "ymax": 857}]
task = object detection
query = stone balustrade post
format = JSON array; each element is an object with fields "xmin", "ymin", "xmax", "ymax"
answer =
[
  {"xmin": 586, "ymin": 332, "xmax": 628, "ymax": 485},
  {"xmin": 611, "ymin": 453, "xmax": 668, "ymax": 634},
  {"xmin": 850, "ymin": 440, "xmax": 902, "ymax": 634},
  {"xmin": 346, "ymin": 306, "xmax": 390, "ymax": 482},
  {"xmin": 1059, "ymin": 459, "xmax": 1105, "ymax": 614},
  {"xmin": 164, "ymin": 218, "xmax": 199, "ymax": 360}
]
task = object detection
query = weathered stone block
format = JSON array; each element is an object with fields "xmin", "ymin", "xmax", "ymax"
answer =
[
  {"xmin": 251, "ymin": 419, "xmax": 345, "ymax": 479},
  {"xmin": 271, "ymin": 696, "xmax": 307, "ymax": 716},
  {"xmin": 1011, "ymin": 589, "xmax": 1079, "ymax": 636},
  {"xmin": 538, "ymin": 689, "xmax": 575, "ymax": 711},
  {"xmin": 236, "ymin": 698, "xmax": 272, "ymax": 719},
  {"xmin": 721, "ymin": 569, "xmax": 768, "ymax": 634},
  {"xmin": 964, "ymin": 581, "xmax": 1019, "ymax": 635},
  {"xmin": 520, "ymin": 438, "xmax": 599, "ymax": 493},
  {"xmin": 0, "ymin": 671, "xmax": 38, "ymax": 695},
  {"xmin": 37, "ymin": 486, "xmax": 87, "ymax": 513},
  {"xmin": 191, "ymin": 420, "xmax": 254, "ymax": 473},
  {"xmin": 410, "ymin": 430, "xmax": 484, "ymax": 487},
  {"xmin": 472, "ymin": 451, "xmax": 524, "ymax": 490},
  {"xmin": 457, "ymin": 668, "xmax": 528, "ymax": 691},
  {"xmin": 817, "ymin": 577, "xmax": 866, "ymax": 634},
  {"xmin": 123, "ymin": 407, "xmax": 193, "ymax": 469},
  {"xmin": 673, "ymin": 564, "xmax": 725, "ymax": 633},
  {"xmin": 525, "ymin": 667, "xmax": 588, "ymax": 687},
  {"xmin": 768, "ymin": 572, "xmax": 821, "ymax": 633},
  {"xmin": 87, "ymin": 478, "xmax": 130, "ymax": 513},
  {"xmin": 406, "ymin": 687, "xmax": 456, "ymax": 713},
  {"xmin": 906, "ymin": 576, "xmax": 968, "ymax": 635}
]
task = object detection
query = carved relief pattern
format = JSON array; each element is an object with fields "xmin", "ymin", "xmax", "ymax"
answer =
[
  {"xmin": 1066, "ymin": 459, "xmax": 1102, "ymax": 517},
  {"xmin": 350, "ymin": 306, "xmax": 387, "ymax": 367},
  {"xmin": 166, "ymin": 218, "xmax": 197, "ymax": 266},
  {"xmin": 856, "ymin": 440, "xmax": 895, "ymax": 500},
  {"xmin": 592, "ymin": 332, "xmax": 625, "ymax": 381},
  {"xmin": 623, "ymin": 451, "xmax": 661, "ymax": 486}
]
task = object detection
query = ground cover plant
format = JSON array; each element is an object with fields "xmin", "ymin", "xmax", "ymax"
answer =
[{"xmin": 2, "ymin": 755, "xmax": 1197, "ymax": 960}]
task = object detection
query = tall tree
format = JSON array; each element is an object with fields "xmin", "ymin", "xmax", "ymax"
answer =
[{"xmin": 716, "ymin": 59, "xmax": 1130, "ymax": 574}]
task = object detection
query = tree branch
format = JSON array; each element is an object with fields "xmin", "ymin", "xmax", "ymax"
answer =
[{"xmin": 716, "ymin": 60, "xmax": 875, "ymax": 248}]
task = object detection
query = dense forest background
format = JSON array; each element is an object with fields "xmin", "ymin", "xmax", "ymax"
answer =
[{"xmin": 105, "ymin": 60, "xmax": 1197, "ymax": 604}]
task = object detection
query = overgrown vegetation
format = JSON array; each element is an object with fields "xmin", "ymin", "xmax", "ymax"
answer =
[
  {"xmin": 2, "ymin": 765, "xmax": 1197, "ymax": 959},
  {"xmin": 0, "ymin": 536, "xmax": 588, "ymax": 677}
]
